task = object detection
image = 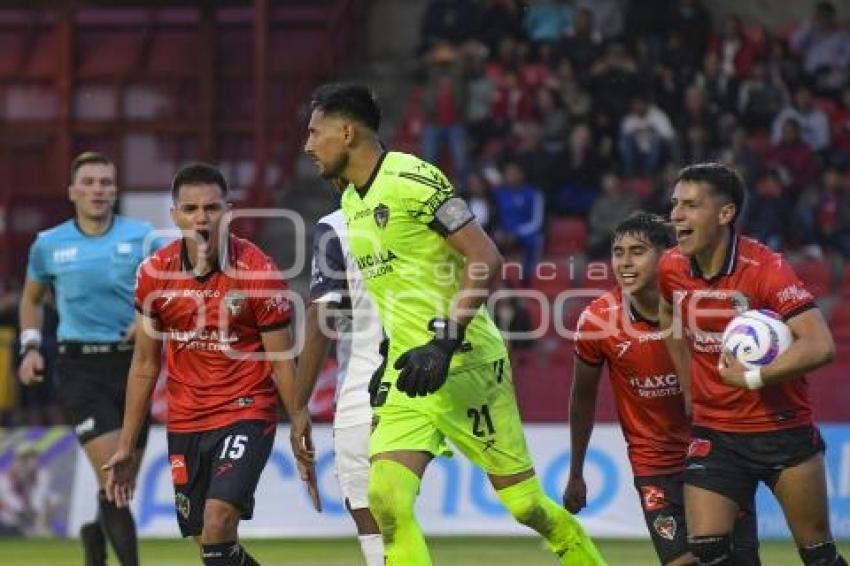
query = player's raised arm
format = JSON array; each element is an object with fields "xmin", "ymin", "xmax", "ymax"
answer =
[
  {"xmin": 659, "ymin": 294, "xmax": 691, "ymax": 414},
  {"xmin": 17, "ymin": 277, "xmax": 47, "ymax": 385},
  {"xmin": 104, "ymin": 312, "xmax": 162, "ymax": 507},
  {"xmin": 564, "ymin": 357, "xmax": 604, "ymax": 514}
]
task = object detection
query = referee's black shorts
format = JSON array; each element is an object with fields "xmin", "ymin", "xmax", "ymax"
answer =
[{"xmin": 55, "ymin": 342, "xmax": 149, "ymax": 449}]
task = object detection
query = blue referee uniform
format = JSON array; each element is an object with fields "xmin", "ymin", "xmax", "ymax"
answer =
[{"xmin": 25, "ymin": 215, "xmax": 163, "ymax": 443}]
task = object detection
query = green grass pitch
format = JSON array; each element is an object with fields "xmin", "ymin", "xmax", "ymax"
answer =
[{"xmin": 0, "ymin": 536, "xmax": 813, "ymax": 565}]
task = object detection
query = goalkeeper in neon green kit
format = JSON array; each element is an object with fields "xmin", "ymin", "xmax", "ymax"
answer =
[{"xmin": 303, "ymin": 83, "xmax": 605, "ymax": 565}]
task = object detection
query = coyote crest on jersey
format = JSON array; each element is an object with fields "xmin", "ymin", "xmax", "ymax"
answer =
[
  {"xmin": 374, "ymin": 203, "xmax": 390, "ymax": 229},
  {"xmin": 653, "ymin": 514, "xmax": 677, "ymax": 541},
  {"xmin": 224, "ymin": 290, "xmax": 246, "ymax": 316}
]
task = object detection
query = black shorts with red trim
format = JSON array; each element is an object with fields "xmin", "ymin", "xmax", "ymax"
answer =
[
  {"xmin": 635, "ymin": 472, "xmax": 760, "ymax": 564},
  {"xmin": 685, "ymin": 424, "xmax": 825, "ymax": 508},
  {"xmin": 634, "ymin": 474, "xmax": 690, "ymax": 563},
  {"xmin": 167, "ymin": 419, "xmax": 275, "ymax": 537}
]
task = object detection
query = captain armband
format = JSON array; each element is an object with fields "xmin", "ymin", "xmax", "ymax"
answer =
[{"xmin": 428, "ymin": 197, "xmax": 475, "ymax": 237}]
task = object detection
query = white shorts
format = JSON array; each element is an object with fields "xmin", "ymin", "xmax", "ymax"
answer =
[{"xmin": 333, "ymin": 422, "xmax": 371, "ymax": 510}]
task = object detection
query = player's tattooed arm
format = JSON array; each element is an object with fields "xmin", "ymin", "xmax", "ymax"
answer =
[
  {"xmin": 659, "ymin": 294, "xmax": 691, "ymax": 415},
  {"xmin": 564, "ymin": 357, "xmax": 604, "ymax": 514}
]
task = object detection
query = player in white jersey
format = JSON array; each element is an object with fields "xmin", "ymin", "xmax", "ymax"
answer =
[{"xmin": 296, "ymin": 205, "xmax": 385, "ymax": 566}]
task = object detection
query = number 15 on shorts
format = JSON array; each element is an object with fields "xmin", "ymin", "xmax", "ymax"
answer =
[{"xmin": 220, "ymin": 434, "xmax": 248, "ymax": 459}]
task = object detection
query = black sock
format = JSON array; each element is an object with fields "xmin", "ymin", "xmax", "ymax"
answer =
[
  {"xmin": 201, "ymin": 541, "xmax": 260, "ymax": 566},
  {"xmin": 97, "ymin": 489, "xmax": 139, "ymax": 566},
  {"xmin": 799, "ymin": 540, "xmax": 847, "ymax": 566},
  {"xmin": 80, "ymin": 520, "xmax": 106, "ymax": 566}
]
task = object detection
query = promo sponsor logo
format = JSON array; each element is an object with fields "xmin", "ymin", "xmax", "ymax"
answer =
[
  {"xmin": 687, "ymin": 438, "xmax": 712, "ymax": 459},
  {"xmin": 776, "ymin": 284, "xmax": 813, "ymax": 304},
  {"xmin": 170, "ymin": 455, "xmax": 188, "ymax": 486},
  {"xmin": 355, "ymin": 250, "xmax": 397, "ymax": 279},
  {"xmin": 628, "ymin": 373, "xmax": 681, "ymax": 398},
  {"xmin": 75, "ymin": 417, "xmax": 96, "ymax": 437},
  {"xmin": 53, "ymin": 247, "xmax": 78, "ymax": 263},
  {"xmin": 640, "ymin": 485, "xmax": 667, "ymax": 512},
  {"xmin": 214, "ymin": 462, "xmax": 234, "ymax": 478}
]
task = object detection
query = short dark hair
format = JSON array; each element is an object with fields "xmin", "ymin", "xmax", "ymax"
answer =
[
  {"xmin": 613, "ymin": 212, "xmax": 675, "ymax": 249},
  {"xmin": 70, "ymin": 151, "xmax": 113, "ymax": 182},
  {"xmin": 676, "ymin": 162, "xmax": 746, "ymax": 223},
  {"xmin": 171, "ymin": 163, "xmax": 228, "ymax": 200},
  {"xmin": 309, "ymin": 83, "xmax": 381, "ymax": 132}
]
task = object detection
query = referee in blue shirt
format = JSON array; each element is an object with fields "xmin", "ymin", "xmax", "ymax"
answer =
[{"xmin": 17, "ymin": 152, "xmax": 163, "ymax": 566}]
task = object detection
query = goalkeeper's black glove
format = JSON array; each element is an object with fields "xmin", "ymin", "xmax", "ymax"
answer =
[
  {"xmin": 394, "ymin": 318, "xmax": 465, "ymax": 398},
  {"xmin": 369, "ymin": 339, "xmax": 389, "ymax": 407}
]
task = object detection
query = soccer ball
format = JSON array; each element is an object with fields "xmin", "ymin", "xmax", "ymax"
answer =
[{"xmin": 721, "ymin": 309, "xmax": 793, "ymax": 369}]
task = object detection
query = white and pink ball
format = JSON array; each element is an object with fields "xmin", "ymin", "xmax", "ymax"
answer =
[{"xmin": 721, "ymin": 309, "xmax": 793, "ymax": 369}]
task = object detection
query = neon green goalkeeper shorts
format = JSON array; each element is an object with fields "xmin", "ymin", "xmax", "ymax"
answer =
[{"xmin": 369, "ymin": 357, "xmax": 534, "ymax": 476}]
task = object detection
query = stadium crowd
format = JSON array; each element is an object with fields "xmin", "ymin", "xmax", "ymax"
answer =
[
  {"xmin": 4, "ymin": 0, "xmax": 850, "ymax": 425},
  {"xmin": 404, "ymin": 0, "xmax": 850, "ymax": 273}
]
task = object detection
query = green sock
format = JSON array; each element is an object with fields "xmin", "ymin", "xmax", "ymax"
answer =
[
  {"xmin": 368, "ymin": 459, "xmax": 431, "ymax": 566},
  {"xmin": 495, "ymin": 475, "xmax": 606, "ymax": 565}
]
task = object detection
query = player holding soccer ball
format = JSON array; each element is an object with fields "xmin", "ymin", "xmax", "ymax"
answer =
[
  {"xmin": 104, "ymin": 164, "xmax": 317, "ymax": 566},
  {"xmin": 304, "ymin": 83, "xmax": 603, "ymax": 565},
  {"xmin": 565, "ymin": 213, "xmax": 759, "ymax": 565},
  {"xmin": 659, "ymin": 163, "xmax": 845, "ymax": 565}
]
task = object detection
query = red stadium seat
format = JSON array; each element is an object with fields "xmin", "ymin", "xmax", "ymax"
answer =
[
  {"xmin": 530, "ymin": 260, "xmax": 573, "ymax": 298},
  {"xmin": 546, "ymin": 217, "xmax": 587, "ymax": 256},
  {"xmin": 579, "ymin": 260, "xmax": 617, "ymax": 291},
  {"xmin": 793, "ymin": 258, "xmax": 832, "ymax": 298},
  {"xmin": 623, "ymin": 176, "xmax": 653, "ymax": 200}
]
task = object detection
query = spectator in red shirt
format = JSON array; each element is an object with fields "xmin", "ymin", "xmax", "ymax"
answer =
[
  {"xmin": 765, "ymin": 118, "xmax": 821, "ymax": 192},
  {"xmin": 421, "ymin": 42, "xmax": 468, "ymax": 180},
  {"xmin": 709, "ymin": 14, "xmax": 759, "ymax": 81}
]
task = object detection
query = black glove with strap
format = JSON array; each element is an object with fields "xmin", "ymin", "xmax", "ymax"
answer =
[
  {"xmin": 394, "ymin": 318, "xmax": 465, "ymax": 398},
  {"xmin": 369, "ymin": 338, "xmax": 389, "ymax": 407}
]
